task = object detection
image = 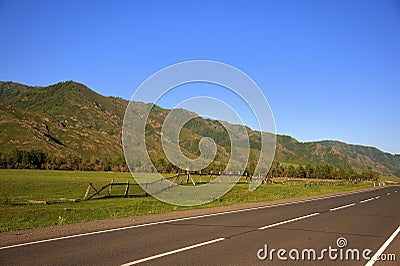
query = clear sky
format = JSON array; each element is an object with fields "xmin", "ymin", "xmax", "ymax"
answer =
[{"xmin": 1, "ymin": 0, "xmax": 399, "ymax": 154}]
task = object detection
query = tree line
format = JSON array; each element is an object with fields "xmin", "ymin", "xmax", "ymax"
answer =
[
  {"xmin": 265, "ymin": 161, "xmax": 379, "ymax": 181},
  {"xmin": 0, "ymin": 149, "xmax": 380, "ymax": 180},
  {"xmin": 0, "ymin": 149, "xmax": 128, "ymax": 171}
]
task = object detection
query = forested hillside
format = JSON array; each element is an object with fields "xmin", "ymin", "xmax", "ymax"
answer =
[{"xmin": 0, "ymin": 81, "xmax": 399, "ymax": 177}]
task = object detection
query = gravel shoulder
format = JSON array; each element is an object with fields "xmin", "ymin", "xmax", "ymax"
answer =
[{"xmin": 0, "ymin": 187, "xmax": 378, "ymax": 247}]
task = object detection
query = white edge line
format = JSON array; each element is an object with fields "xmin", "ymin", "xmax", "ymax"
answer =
[
  {"xmin": 329, "ymin": 203, "xmax": 356, "ymax": 212},
  {"xmin": 365, "ymin": 225, "xmax": 400, "ymax": 266},
  {"xmin": 258, "ymin": 212, "xmax": 320, "ymax": 230},
  {"xmin": 120, "ymin": 237, "xmax": 225, "ymax": 265},
  {"xmin": 360, "ymin": 198, "xmax": 375, "ymax": 204},
  {"xmin": 0, "ymin": 187, "xmax": 385, "ymax": 250}
]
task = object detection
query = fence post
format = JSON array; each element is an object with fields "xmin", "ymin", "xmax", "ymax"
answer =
[
  {"xmin": 107, "ymin": 179, "xmax": 114, "ymax": 197},
  {"xmin": 84, "ymin": 183, "xmax": 91, "ymax": 200},
  {"xmin": 144, "ymin": 180, "xmax": 148, "ymax": 196},
  {"xmin": 124, "ymin": 180, "xmax": 130, "ymax": 197},
  {"xmin": 189, "ymin": 172, "xmax": 196, "ymax": 186}
]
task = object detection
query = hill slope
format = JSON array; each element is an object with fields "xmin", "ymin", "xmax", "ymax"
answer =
[
  {"xmin": 0, "ymin": 81, "xmax": 125, "ymax": 158},
  {"xmin": 0, "ymin": 81, "xmax": 399, "ymax": 175}
]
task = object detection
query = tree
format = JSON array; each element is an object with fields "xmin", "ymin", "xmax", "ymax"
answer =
[
  {"xmin": 305, "ymin": 164, "xmax": 315, "ymax": 179},
  {"xmin": 297, "ymin": 165, "xmax": 306, "ymax": 178},
  {"xmin": 285, "ymin": 165, "xmax": 296, "ymax": 178}
]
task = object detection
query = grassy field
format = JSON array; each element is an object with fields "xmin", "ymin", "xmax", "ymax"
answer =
[
  {"xmin": 0, "ymin": 169, "xmax": 376, "ymax": 232},
  {"xmin": 379, "ymin": 175, "xmax": 400, "ymax": 183}
]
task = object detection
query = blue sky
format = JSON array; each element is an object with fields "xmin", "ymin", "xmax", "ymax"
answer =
[{"xmin": 1, "ymin": 0, "xmax": 399, "ymax": 154}]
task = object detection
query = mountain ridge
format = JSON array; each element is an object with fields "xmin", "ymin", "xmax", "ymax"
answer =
[{"xmin": 0, "ymin": 80, "xmax": 399, "ymax": 176}]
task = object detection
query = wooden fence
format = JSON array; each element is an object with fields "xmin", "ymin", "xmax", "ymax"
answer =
[{"xmin": 84, "ymin": 179, "xmax": 131, "ymax": 200}]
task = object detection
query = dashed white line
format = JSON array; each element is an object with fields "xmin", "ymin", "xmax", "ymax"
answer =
[
  {"xmin": 122, "ymin": 212, "xmax": 322, "ymax": 265},
  {"xmin": 258, "ymin": 212, "xmax": 320, "ymax": 230},
  {"xmin": 365, "ymin": 225, "xmax": 400, "ymax": 266},
  {"xmin": 375, "ymin": 196, "xmax": 380, "ymax": 199},
  {"xmin": 329, "ymin": 203, "xmax": 356, "ymax": 212},
  {"xmin": 360, "ymin": 198, "xmax": 375, "ymax": 204},
  {"xmin": 386, "ymin": 193, "xmax": 390, "ymax": 195},
  {"xmin": 120, "ymin": 238, "xmax": 225, "ymax": 265}
]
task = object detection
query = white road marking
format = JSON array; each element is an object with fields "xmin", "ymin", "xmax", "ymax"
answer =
[
  {"xmin": 375, "ymin": 196, "xmax": 380, "ymax": 199},
  {"xmin": 365, "ymin": 225, "xmax": 400, "ymax": 266},
  {"xmin": 120, "ymin": 238, "xmax": 225, "ymax": 265},
  {"xmin": 360, "ymin": 198, "xmax": 375, "ymax": 204},
  {"xmin": 386, "ymin": 193, "xmax": 390, "ymax": 195},
  {"xmin": 258, "ymin": 212, "xmax": 320, "ymax": 230},
  {"xmin": 0, "ymin": 187, "xmax": 385, "ymax": 250},
  {"xmin": 329, "ymin": 203, "xmax": 356, "ymax": 212}
]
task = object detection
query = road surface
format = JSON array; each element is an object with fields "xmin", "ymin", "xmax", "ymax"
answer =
[{"xmin": 1, "ymin": 186, "xmax": 399, "ymax": 265}]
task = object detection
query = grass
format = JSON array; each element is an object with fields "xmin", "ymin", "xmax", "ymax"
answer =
[
  {"xmin": 0, "ymin": 169, "xmax": 374, "ymax": 232},
  {"xmin": 379, "ymin": 175, "xmax": 400, "ymax": 183}
]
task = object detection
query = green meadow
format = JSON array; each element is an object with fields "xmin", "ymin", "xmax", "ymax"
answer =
[{"xmin": 0, "ymin": 169, "xmax": 377, "ymax": 232}]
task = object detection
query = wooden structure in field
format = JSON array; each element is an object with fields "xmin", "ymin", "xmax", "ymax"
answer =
[{"xmin": 84, "ymin": 179, "xmax": 130, "ymax": 200}]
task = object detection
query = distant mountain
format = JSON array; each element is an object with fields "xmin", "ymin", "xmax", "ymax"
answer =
[{"xmin": 0, "ymin": 81, "xmax": 399, "ymax": 176}]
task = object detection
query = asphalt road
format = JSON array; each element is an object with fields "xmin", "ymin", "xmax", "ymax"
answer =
[{"xmin": 1, "ymin": 186, "xmax": 399, "ymax": 266}]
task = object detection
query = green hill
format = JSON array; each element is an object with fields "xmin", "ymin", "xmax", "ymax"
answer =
[{"xmin": 0, "ymin": 81, "xmax": 399, "ymax": 176}]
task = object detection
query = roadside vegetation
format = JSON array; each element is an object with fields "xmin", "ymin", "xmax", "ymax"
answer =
[{"xmin": 0, "ymin": 169, "xmax": 382, "ymax": 232}]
